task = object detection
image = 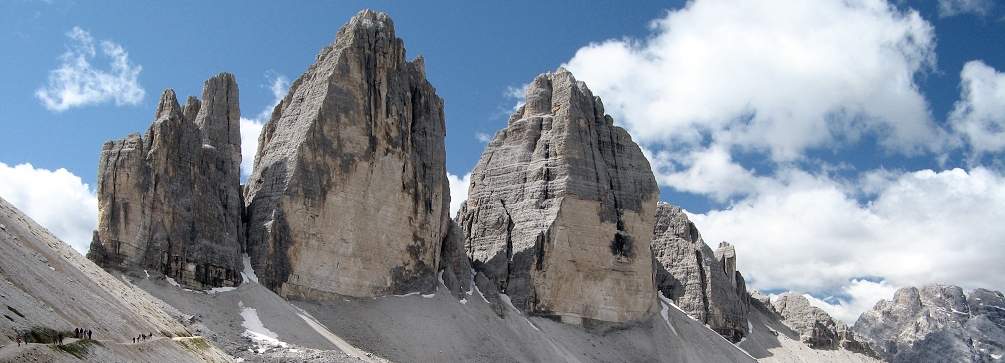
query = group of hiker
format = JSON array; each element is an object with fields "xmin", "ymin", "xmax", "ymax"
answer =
[
  {"xmin": 132, "ymin": 332, "xmax": 154, "ymax": 343},
  {"xmin": 14, "ymin": 327, "xmax": 91, "ymax": 346}
]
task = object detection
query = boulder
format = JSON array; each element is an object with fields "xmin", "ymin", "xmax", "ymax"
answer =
[
  {"xmin": 243, "ymin": 10, "xmax": 449, "ymax": 299},
  {"xmin": 456, "ymin": 68, "xmax": 659, "ymax": 326},
  {"xmin": 854, "ymin": 283, "xmax": 1005, "ymax": 362},
  {"xmin": 87, "ymin": 73, "xmax": 244, "ymax": 290},
  {"xmin": 650, "ymin": 202, "xmax": 748, "ymax": 342}
]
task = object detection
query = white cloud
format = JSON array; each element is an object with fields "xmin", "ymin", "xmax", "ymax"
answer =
[
  {"xmin": 950, "ymin": 60, "xmax": 1005, "ymax": 156},
  {"xmin": 937, "ymin": 0, "xmax": 993, "ymax": 17},
  {"xmin": 36, "ymin": 27, "xmax": 144, "ymax": 112},
  {"xmin": 689, "ymin": 166, "xmax": 1005, "ymax": 321},
  {"xmin": 0, "ymin": 162, "xmax": 98, "ymax": 254},
  {"xmin": 239, "ymin": 73, "xmax": 289, "ymax": 178},
  {"xmin": 564, "ymin": 0, "xmax": 941, "ymax": 161},
  {"xmin": 447, "ymin": 172, "xmax": 470, "ymax": 218},
  {"xmin": 801, "ymin": 280, "xmax": 899, "ymax": 324},
  {"xmin": 475, "ymin": 132, "xmax": 492, "ymax": 143},
  {"xmin": 505, "ymin": 84, "xmax": 529, "ymax": 113}
]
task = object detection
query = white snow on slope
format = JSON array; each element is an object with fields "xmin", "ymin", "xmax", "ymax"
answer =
[
  {"xmin": 239, "ymin": 300, "xmax": 288, "ymax": 353},
  {"xmin": 241, "ymin": 253, "xmax": 259, "ymax": 284}
]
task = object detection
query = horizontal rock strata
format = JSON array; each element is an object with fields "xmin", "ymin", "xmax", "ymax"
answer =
[{"xmin": 457, "ymin": 68, "xmax": 659, "ymax": 326}]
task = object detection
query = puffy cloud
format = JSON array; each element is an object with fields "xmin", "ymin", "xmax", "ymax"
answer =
[
  {"xmin": 239, "ymin": 73, "xmax": 289, "ymax": 178},
  {"xmin": 475, "ymin": 132, "xmax": 492, "ymax": 143},
  {"xmin": 564, "ymin": 0, "xmax": 941, "ymax": 161},
  {"xmin": 950, "ymin": 60, "xmax": 1005, "ymax": 156},
  {"xmin": 801, "ymin": 280, "xmax": 899, "ymax": 324},
  {"xmin": 36, "ymin": 27, "xmax": 144, "ymax": 112},
  {"xmin": 937, "ymin": 0, "xmax": 994, "ymax": 17},
  {"xmin": 447, "ymin": 172, "xmax": 471, "ymax": 218},
  {"xmin": 0, "ymin": 162, "xmax": 97, "ymax": 254},
  {"xmin": 689, "ymin": 167, "xmax": 1005, "ymax": 321}
]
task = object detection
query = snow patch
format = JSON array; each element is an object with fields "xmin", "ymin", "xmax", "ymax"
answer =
[
  {"xmin": 524, "ymin": 316, "xmax": 540, "ymax": 331},
  {"xmin": 500, "ymin": 293, "xmax": 521, "ymax": 315},
  {"xmin": 658, "ymin": 292, "xmax": 679, "ymax": 336},
  {"xmin": 241, "ymin": 253, "xmax": 259, "ymax": 284},
  {"xmin": 144, "ymin": 270, "xmax": 149, "ymax": 278},
  {"xmin": 422, "ymin": 293, "xmax": 436, "ymax": 298},
  {"xmin": 991, "ymin": 353, "xmax": 1001, "ymax": 360},
  {"xmin": 239, "ymin": 300, "xmax": 287, "ymax": 353},
  {"xmin": 459, "ymin": 298, "xmax": 468, "ymax": 305},
  {"xmin": 165, "ymin": 276, "xmax": 180, "ymax": 287},
  {"xmin": 207, "ymin": 286, "xmax": 236, "ymax": 294},
  {"xmin": 394, "ymin": 292, "xmax": 421, "ymax": 297},
  {"xmin": 474, "ymin": 284, "xmax": 490, "ymax": 303}
]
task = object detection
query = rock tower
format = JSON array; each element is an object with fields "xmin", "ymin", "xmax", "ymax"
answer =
[
  {"xmin": 651, "ymin": 202, "xmax": 748, "ymax": 341},
  {"xmin": 87, "ymin": 73, "xmax": 244, "ymax": 289},
  {"xmin": 457, "ymin": 68, "xmax": 659, "ymax": 326},
  {"xmin": 243, "ymin": 10, "xmax": 450, "ymax": 299}
]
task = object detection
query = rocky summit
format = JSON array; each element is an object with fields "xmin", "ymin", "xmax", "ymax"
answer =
[
  {"xmin": 87, "ymin": 73, "xmax": 244, "ymax": 290},
  {"xmin": 456, "ymin": 68, "xmax": 659, "ymax": 326},
  {"xmin": 771, "ymin": 293, "xmax": 875, "ymax": 354},
  {"xmin": 854, "ymin": 283, "xmax": 1005, "ymax": 363},
  {"xmin": 651, "ymin": 202, "xmax": 749, "ymax": 342},
  {"xmin": 243, "ymin": 10, "xmax": 450, "ymax": 299}
]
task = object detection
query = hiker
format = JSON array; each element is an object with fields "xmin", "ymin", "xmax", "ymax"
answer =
[
  {"xmin": 17, "ymin": 336, "xmax": 21, "ymax": 346},
  {"xmin": 23, "ymin": 332, "xmax": 29, "ymax": 343},
  {"xmin": 132, "ymin": 337, "xmax": 135, "ymax": 343},
  {"xmin": 87, "ymin": 329, "xmax": 92, "ymax": 340},
  {"xmin": 58, "ymin": 333, "xmax": 63, "ymax": 345}
]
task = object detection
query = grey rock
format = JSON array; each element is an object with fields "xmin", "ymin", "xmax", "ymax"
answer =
[
  {"xmin": 854, "ymin": 283, "xmax": 1005, "ymax": 363},
  {"xmin": 650, "ymin": 202, "xmax": 748, "ymax": 342},
  {"xmin": 773, "ymin": 293, "xmax": 874, "ymax": 354},
  {"xmin": 243, "ymin": 10, "xmax": 449, "ymax": 299},
  {"xmin": 457, "ymin": 68, "xmax": 659, "ymax": 326},
  {"xmin": 87, "ymin": 73, "xmax": 244, "ymax": 290},
  {"xmin": 439, "ymin": 220, "xmax": 473, "ymax": 300}
]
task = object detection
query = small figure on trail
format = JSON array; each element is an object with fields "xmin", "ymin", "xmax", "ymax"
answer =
[
  {"xmin": 88, "ymin": 330, "xmax": 92, "ymax": 340},
  {"xmin": 74, "ymin": 328, "xmax": 79, "ymax": 339},
  {"xmin": 23, "ymin": 332, "xmax": 29, "ymax": 343},
  {"xmin": 17, "ymin": 336, "xmax": 21, "ymax": 346},
  {"xmin": 132, "ymin": 337, "xmax": 135, "ymax": 343},
  {"xmin": 58, "ymin": 333, "xmax": 63, "ymax": 345}
]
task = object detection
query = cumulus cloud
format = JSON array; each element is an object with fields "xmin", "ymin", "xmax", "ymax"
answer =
[
  {"xmin": 950, "ymin": 60, "xmax": 1005, "ymax": 156},
  {"xmin": 0, "ymin": 162, "xmax": 98, "ymax": 254},
  {"xmin": 565, "ymin": 0, "xmax": 941, "ymax": 163},
  {"xmin": 447, "ymin": 172, "xmax": 471, "ymax": 218},
  {"xmin": 239, "ymin": 72, "xmax": 289, "ymax": 178},
  {"xmin": 36, "ymin": 27, "xmax": 144, "ymax": 112},
  {"xmin": 938, "ymin": 0, "xmax": 994, "ymax": 17},
  {"xmin": 800, "ymin": 280, "xmax": 899, "ymax": 324},
  {"xmin": 475, "ymin": 132, "xmax": 493, "ymax": 143},
  {"xmin": 689, "ymin": 166, "xmax": 1005, "ymax": 321}
]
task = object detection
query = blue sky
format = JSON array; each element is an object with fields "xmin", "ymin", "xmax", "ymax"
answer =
[{"xmin": 1, "ymin": 0, "xmax": 1004, "ymax": 323}]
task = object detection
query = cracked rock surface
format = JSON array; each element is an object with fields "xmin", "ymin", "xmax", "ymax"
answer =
[{"xmin": 457, "ymin": 68, "xmax": 659, "ymax": 326}]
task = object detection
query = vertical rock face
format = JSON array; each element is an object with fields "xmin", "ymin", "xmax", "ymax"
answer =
[
  {"xmin": 854, "ymin": 284, "xmax": 1005, "ymax": 363},
  {"xmin": 87, "ymin": 73, "xmax": 244, "ymax": 289},
  {"xmin": 243, "ymin": 10, "xmax": 449, "ymax": 299},
  {"xmin": 651, "ymin": 202, "xmax": 748, "ymax": 342},
  {"xmin": 456, "ymin": 68, "xmax": 659, "ymax": 326},
  {"xmin": 773, "ymin": 293, "xmax": 874, "ymax": 353}
]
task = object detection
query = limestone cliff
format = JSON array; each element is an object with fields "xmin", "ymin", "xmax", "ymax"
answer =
[
  {"xmin": 243, "ymin": 10, "xmax": 449, "ymax": 299},
  {"xmin": 772, "ymin": 293, "xmax": 875, "ymax": 354},
  {"xmin": 651, "ymin": 202, "xmax": 749, "ymax": 341},
  {"xmin": 854, "ymin": 283, "xmax": 1005, "ymax": 363},
  {"xmin": 456, "ymin": 68, "xmax": 659, "ymax": 326},
  {"xmin": 87, "ymin": 73, "xmax": 244, "ymax": 290}
]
